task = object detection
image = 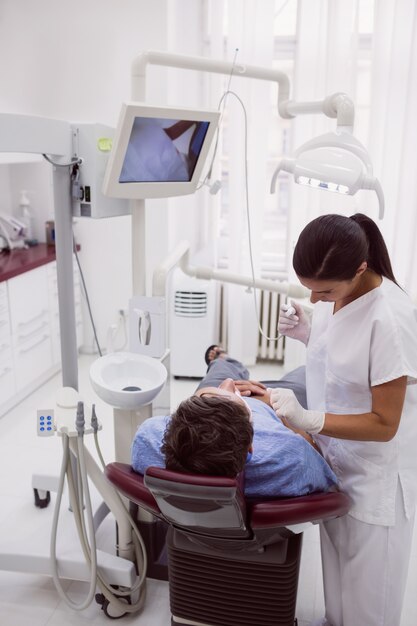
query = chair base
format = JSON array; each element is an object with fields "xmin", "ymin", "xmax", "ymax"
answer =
[
  {"xmin": 131, "ymin": 503, "xmax": 169, "ymax": 582},
  {"xmin": 167, "ymin": 527, "xmax": 303, "ymax": 626}
]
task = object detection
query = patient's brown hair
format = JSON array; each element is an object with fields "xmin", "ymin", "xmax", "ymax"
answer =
[{"xmin": 161, "ymin": 395, "xmax": 253, "ymax": 478}]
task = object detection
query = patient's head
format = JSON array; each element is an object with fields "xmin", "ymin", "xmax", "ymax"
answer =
[{"xmin": 161, "ymin": 380, "xmax": 254, "ymax": 478}]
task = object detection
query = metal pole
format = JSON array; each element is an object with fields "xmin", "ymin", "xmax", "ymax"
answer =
[{"xmin": 52, "ymin": 166, "xmax": 78, "ymax": 390}]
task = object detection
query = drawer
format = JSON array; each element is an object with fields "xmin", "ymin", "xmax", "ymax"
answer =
[
  {"xmin": 0, "ymin": 361, "xmax": 15, "ymax": 406},
  {"xmin": 0, "ymin": 286, "xmax": 8, "ymax": 302},
  {"xmin": 0, "ymin": 316, "xmax": 11, "ymax": 343},
  {"xmin": 14, "ymin": 331, "xmax": 53, "ymax": 391},
  {"xmin": 13, "ymin": 315, "xmax": 50, "ymax": 347},
  {"xmin": 0, "ymin": 339, "xmax": 12, "ymax": 360},
  {"xmin": 8, "ymin": 265, "xmax": 49, "ymax": 334},
  {"xmin": 0, "ymin": 292, "xmax": 9, "ymax": 318}
]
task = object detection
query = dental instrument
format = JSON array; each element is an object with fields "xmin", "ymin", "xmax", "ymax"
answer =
[
  {"xmin": 47, "ymin": 387, "xmax": 148, "ymax": 616},
  {"xmin": 282, "ymin": 304, "xmax": 297, "ymax": 317},
  {"xmin": 136, "ymin": 309, "xmax": 152, "ymax": 345}
]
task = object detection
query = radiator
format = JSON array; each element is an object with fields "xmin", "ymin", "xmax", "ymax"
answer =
[
  {"xmin": 257, "ymin": 289, "xmax": 285, "ymax": 361},
  {"xmin": 219, "ymin": 287, "xmax": 285, "ymax": 363}
]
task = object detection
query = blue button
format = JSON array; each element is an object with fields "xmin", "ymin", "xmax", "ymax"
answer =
[
  {"xmin": 40, "ymin": 416, "xmax": 45, "ymax": 421},
  {"xmin": 40, "ymin": 427, "xmax": 45, "ymax": 431},
  {"xmin": 47, "ymin": 427, "xmax": 52, "ymax": 431},
  {"xmin": 47, "ymin": 415, "xmax": 52, "ymax": 420}
]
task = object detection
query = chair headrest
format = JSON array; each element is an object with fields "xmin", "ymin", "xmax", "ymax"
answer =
[
  {"xmin": 144, "ymin": 466, "xmax": 250, "ymax": 539},
  {"xmin": 104, "ymin": 462, "xmax": 160, "ymax": 516},
  {"xmin": 105, "ymin": 463, "xmax": 352, "ymax": 539}
]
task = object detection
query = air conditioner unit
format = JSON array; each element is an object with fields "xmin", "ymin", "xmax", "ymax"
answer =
[{"xmin": 169, "ymin": 268, "xmax": 219, "ymax": 378}]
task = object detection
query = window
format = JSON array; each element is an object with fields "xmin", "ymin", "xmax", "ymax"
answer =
[{"xmin": 205, "ymin": 0, "xmax": 375, "ymax": 279}]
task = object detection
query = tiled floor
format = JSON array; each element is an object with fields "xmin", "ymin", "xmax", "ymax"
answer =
[{"xmin": 0, "ymin": 355, "xmax": 416, "ymax": 626}]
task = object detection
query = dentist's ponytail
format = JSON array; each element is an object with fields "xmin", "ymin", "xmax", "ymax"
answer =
[
  {"xmin": 348, "ymin": 213, "xmax": 398, "ymax": 285},
  {"xmin": 293, "ymin": 213, "xmax": 400, "ymax": 286}
]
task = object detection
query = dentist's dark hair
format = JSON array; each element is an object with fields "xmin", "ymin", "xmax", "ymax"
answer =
[{"xmin": 292, "ymin": 213, "xmax": 399, "ymax": 285}]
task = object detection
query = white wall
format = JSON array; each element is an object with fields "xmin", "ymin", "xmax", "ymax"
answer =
[{"xmin": 0, "ymin": 0, "xmax": 208, "ymax": 352}]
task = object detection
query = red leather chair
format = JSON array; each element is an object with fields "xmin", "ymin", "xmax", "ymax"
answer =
[{"xmin": 105, "ymin": 462, "xmax": 351, "ymax": 626}]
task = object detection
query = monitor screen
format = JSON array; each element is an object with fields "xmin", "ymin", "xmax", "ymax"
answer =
[
  {"xmin": 102, "ymin": 103, "xmax": 220, "ymax": 200},
  {"xmin": 119, "ymin": 118, "xmax": 210, "ymax": 183}
]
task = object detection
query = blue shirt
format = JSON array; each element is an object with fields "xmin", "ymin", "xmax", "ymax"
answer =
[{"xmin": 131, "ymin": 397, "xmax": 337, "ymax": 498}]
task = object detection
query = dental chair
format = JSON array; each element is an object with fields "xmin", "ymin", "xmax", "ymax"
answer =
[{"xmin": 105, "ymin": 462, "xmax": 351, "ymax": 626}]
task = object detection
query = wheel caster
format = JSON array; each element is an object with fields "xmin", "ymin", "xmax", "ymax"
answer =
[
  {"xmin": 33, "ymin": 488, "xmax": 50, "ymax": 508},
  {"xmin": 95, "ymin": 592, "xmax": 131, "ymax": 619}
]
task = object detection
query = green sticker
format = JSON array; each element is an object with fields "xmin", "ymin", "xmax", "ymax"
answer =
[{"xmin": 97, "ymin": 137, "xmax": 113, "ymax": 152}]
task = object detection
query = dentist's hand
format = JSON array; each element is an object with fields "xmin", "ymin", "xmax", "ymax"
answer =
[
  {"xmin": 278, "ymin": 301, "xmax": 311, "ymax": 345},
  {"xmin": 270, "ymin": 388, "xmax": 325, "ymax": 434},
  {"xmin": 234, "ymin": 380, "xmax": 267, "ymax": 397}
]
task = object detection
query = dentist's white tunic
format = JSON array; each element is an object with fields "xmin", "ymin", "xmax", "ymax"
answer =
[{"xmin": 307, "ymin": 277, "xmax": 417, "ymax": 626}]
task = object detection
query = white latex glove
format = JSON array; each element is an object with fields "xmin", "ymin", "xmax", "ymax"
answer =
[
  {"xmin": 270, "ymin": 388, "xmax": 325, "ymax": 434},
  {"xmin": 278, "ymin": 300, "xmax": 311, "ymax": 345}
]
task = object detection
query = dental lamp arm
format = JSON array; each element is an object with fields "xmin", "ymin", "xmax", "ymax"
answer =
[
  {"xmin": 270, "ymin": 158, "xmax": 294, "ymax": 193},
  {"xmin": 364, "ymin": 177, "xmax": 385, "ymax": 220},
  {"xmin": 132, "ymin": 50, "xmax": 291, "ymax": 115},
  {"xmin": 374, "ymin": 179, "xmax": 385, "ymax": 220},
  {"xmin": 178, "ymin": 247, "xmax": 308, "ymax": 298},
  {"xmin": 151, "ymin": 241, "xmax": 309, "ymax": 299},
  {"xmin": 132, "ymin": 51, "xmax": 355, "ymax": 129},
  {"xmin": 152, "ymin": 240, "xmax": 191, "ymax": 297},
  {"xmin": 280, "ymin": 92, "xmax": 355, "ymax": 129}
]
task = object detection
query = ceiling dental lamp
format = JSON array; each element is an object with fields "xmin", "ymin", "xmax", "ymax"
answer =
[
  {"xmin": 271, "ymin": 94, "xmax": 385, "ymax": 219},
  {"xmin": 270, "ymin": 131, "xmax": 385, "ymax": 219}
]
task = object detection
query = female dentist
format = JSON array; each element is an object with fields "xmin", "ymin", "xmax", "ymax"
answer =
[{"xmin": 271, "ymin": 213, "xmax": 417, "ymax": 626}]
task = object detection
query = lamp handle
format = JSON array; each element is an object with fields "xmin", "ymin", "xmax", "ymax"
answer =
[
  {"xmin": 270, "ymin": 158, "xmax": 295, "ymax": 193},
  {"xmin": 374, "ymin": 179, "xmax": 385, "ymax": 220},
  {"xmin": 270, "ymin": 161, "xmax": 282, "ymax": 194}
]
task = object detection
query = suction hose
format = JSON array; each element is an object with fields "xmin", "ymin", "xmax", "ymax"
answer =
[{"xmin": 50, "ymin": 402, "xmax": 148, "ymax": 614}]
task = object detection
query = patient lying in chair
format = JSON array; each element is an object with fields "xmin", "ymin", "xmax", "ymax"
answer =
[{"xmin": 131, "ymin": 347, "xmax": 337, "ymax": 498}]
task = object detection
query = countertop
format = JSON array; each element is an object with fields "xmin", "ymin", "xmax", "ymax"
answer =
[{"xmin": 0, "ymin": 243, "xmax": 59, "ymax": 283}]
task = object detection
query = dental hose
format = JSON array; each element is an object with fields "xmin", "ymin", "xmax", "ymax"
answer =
[
  {"xmin": 50, "ymin": 402, "xmax": 148, "ymax": 614},
  {"xmin": 50, "ymin": 430, "xmax": 98, "ymax": 610},
  {"xmin": 82, "ymin": 404, "xmax": 148, "ymax": 609}
]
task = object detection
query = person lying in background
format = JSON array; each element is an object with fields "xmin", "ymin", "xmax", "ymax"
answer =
[{"xmin": 131, "ymin": 346, "xmax": 337, "ymax": 498}]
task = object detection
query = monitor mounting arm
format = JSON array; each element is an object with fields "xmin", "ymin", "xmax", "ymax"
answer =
[{"xmin": 131, "ymin": 50, "xmax": 354, "ymax": 127}]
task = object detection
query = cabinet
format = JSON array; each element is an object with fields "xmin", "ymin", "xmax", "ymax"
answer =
[
  {"xmin": 8, "ymin": 265, "xmax": 53, "ymax": 391},
  {"xmin": 0, "ymin": 258, "xmax": 83, "ymax": 417},
  {"xmin": 0, "ymin": 282, "xmax": 15, "ymax": 406}
]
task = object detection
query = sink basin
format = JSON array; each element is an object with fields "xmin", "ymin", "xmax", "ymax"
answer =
[{"xmin": 90, "ymin": 352, "xmax": 167, "ymax": 410}]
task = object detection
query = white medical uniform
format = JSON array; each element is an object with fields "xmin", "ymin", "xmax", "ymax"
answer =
[{"xmin": 307, "ymin": 277, "xmax": 417, "ymax": 626}]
